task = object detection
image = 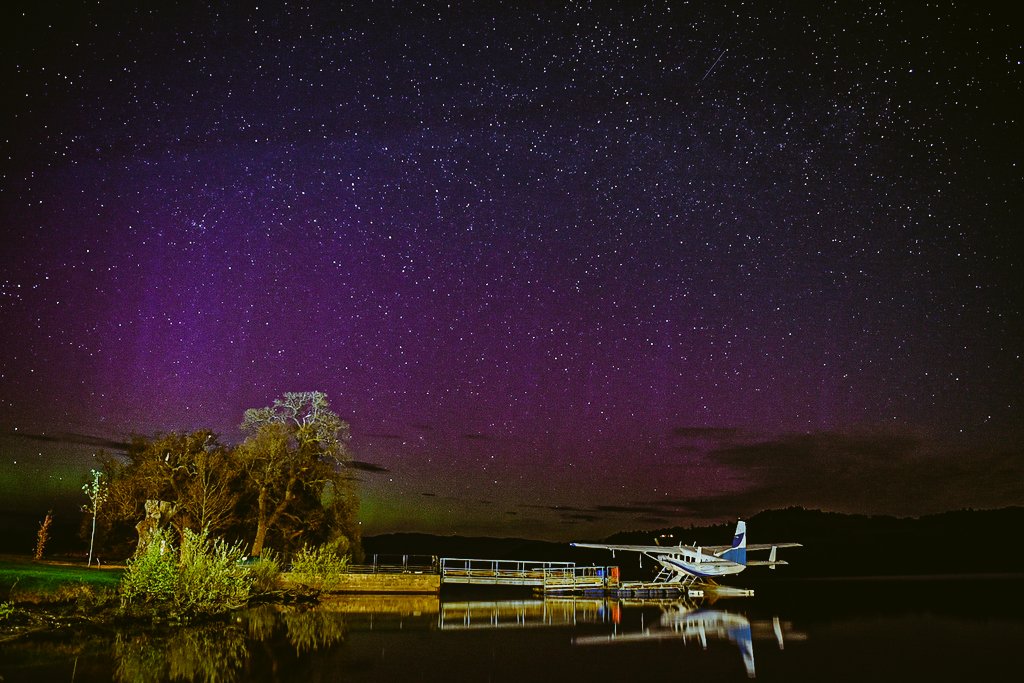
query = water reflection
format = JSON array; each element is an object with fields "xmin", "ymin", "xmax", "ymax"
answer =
[
  {"xmin": 113, "ymin": 624, "xmax": 248, "ymax": 683},
  {"xmin": 4, "ymin": 578, "xmax": 1019, "ymax": 682},
  {"xmin": 434, "ymin": 595, "xmax": 797, "ymax": 678},
  {"xmin": 102, "ymin": 597, "xmax": 792, "ymax": 681},
  {"xmin": 107, "ymin": 605, "xmax": 349, "ymax": 683},
  {"xmin": 438, "ymin": 597, "xmax": 611, "ymax": 630},
  {"xmin": 574, "ymin": 599, "xmax": 802, "ymax": 679},
  {"xmin": 276, "ymin": 607, "xmax": 347, "ymax": 654}
]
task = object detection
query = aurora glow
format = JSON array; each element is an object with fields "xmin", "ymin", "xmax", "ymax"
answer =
[{"xmin": 1, "ymin": 2, "xmax": 1020, "ymax": 540}]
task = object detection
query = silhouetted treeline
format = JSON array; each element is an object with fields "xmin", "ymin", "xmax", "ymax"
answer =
[
  {"xmin": 363, "ymin": 507, "xmax": 1024, "ymax": 579},
  {"xmin": 6, "ymin": 506, "xmax": 1021, "ymax": 577}
]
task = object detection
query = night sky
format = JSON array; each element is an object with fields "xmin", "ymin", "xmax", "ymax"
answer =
[{"xmin": 1, "ymin": 2, "xmax": 1021, "ymax": 542}]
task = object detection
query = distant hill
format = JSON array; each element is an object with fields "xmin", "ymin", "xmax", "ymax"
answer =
[
  {"xmin": 5, "ymin": 505, "xmax": 1020, "ymax": 577},
  {"xmin": 364, "ymin": 507, "xmax": 1024, "ymax": 579}
]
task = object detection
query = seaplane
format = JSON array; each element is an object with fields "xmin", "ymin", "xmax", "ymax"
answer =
[{"xmin": 571, "ymin": 520, "xmax": 800, "ymax": 592}]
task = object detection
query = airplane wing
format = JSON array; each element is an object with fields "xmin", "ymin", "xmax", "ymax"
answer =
[
  {"xmin": 746, "ymin": 543, "xmax": 801, "ymax": 551},
  {"xmin": 570, "ymin": 542, "xmax": 692, "ymax": 554},
  {"xmin": 699, "ymin": 542, "xmax": 802, "ymax": 554},
  {"xmin": 700, "ymin": 545, "xmax": 733, "ymax": 553}
]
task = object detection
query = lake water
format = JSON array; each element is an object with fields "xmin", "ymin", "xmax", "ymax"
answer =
[{"xmin": 2, "ymin": 576, "xmax": 1021, "ymax": 682}]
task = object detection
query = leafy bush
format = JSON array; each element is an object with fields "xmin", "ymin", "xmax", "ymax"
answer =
[
  {"xmin": 119, "ymin": 528, "xmax": 177, "ymax": 609},
  {"xmin": 0, "ymin": 601, "xmax": 15, "ymax": 622},
  {"xmin": 289, "ymin": 541, "xmax": 350, "ymax": 590},
  {"xmin": 119, "ymin": 528, "xmax": 255, "ymax": 618},
  {"xmin": 246, "ymin": 552, "xmax": 282, "ymax": 596},
  {"xmin": 174, "ymin": 529, "xmax": 252, "ymax": 615}
]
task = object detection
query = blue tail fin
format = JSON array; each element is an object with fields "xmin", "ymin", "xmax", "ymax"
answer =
[{"xmin": 720, "ymin": 520, "xmax": 747, "ymax": 565}]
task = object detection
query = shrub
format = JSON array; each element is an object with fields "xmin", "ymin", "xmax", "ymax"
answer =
[
  {"xmin": 119, "ymin": 528, "xmax": 254, "ymax": 619},
  {"xmin": 246, "ymin": 551, "xmax": 282, "ymax": 596},
  {"xmin": 0, "ymin": 601, "xmax": 14, "ymax": 622},
  {"xmin": 289, "ymin": 541, "xmax": 350, "ymax": 591},
  {"xmin": 34, "ymin": 511, "xmax": 53, "ymax": 561},
  {"xmin": 174, "ymin": 530, "xmax": 252, "ymax": 615},
  {"xmin": 119, "ymin": 528, "xmax": 177, "ymax": 609}
]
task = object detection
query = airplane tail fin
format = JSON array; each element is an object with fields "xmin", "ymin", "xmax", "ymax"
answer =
[{"xmin": 719, "ymin": 520, "xmax": 747, "ymax": 565}]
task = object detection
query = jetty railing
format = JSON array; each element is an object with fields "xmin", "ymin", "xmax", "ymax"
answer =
[
  {"xmin": 439, "ymin": 557, "xmax": 576, "ymax": 586},
  {"xmin": 542, "ymin": 565, "xmax": 619, "ymax": 593},
  {"xmin": 345, "ymin": 554, "xmax": 438, "ymax": 574},
  {"xmin": 341, "ymin": 555, "xmax": 621, "ymax": 592},
  {"xmin": 439, "ymin": 557, "xmax": 619, "ymax": 592}
]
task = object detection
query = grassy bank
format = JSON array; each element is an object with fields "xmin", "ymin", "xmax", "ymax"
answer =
[{"xmin": 0, "ymin": 555, "xmax": 123, "ymax": 600}]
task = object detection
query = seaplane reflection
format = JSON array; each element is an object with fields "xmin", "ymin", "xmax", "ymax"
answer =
[
  {"xmin": 574, "ymin": 600, "xmax": 805, "ymax": 679},
  {"xmin": 437, "ymin": 597, "xmax": 803, "ymax": 678}
]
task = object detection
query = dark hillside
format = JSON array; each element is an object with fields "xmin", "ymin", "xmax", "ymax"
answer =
[{"xmin": 364, "ymin": 507, "xmax": 1024, "ymax": 579}]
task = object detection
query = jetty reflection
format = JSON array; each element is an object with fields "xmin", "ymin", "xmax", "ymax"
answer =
[{"xmin": 439, "ymin": 597, "xmax": 611, "ymax": 630}]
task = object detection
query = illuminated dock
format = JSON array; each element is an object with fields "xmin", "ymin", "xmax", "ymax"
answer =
[
  {"xmin": 437, "ymin": 557, "xmax": 710, "ymax": 597},
  {"xmin": 439, "ymin": 557, "xmax": 600, "ymax": 590},
  {"xmin": 325, "ymin": 556, "xmax": 721, "ymax": 597}
]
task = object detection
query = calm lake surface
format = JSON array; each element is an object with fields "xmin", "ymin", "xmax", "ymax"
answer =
[{"xmin": 2, "ymin": 576, "xmax": 1021, "ymax": 682}]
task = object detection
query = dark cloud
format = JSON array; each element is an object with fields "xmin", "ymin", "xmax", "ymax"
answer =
[
  {"xmin": 347, "ymin": 460, "xmax": 390, "ymax": 473},
  {"xmin": 685, "ymin": 430, "xmax": 1024, "ymax": 517},
  {"xmin": 361, "ymin": 433, "xmax": 406, "ymax": 441},
  {"xmin": 517, "ymin": 500, "xmax": 696, "ymax": 524},
  {"xmin": 575, "ymin": 429, "xmax": 1024, "ymax": 526},
  {"xmin": 6, "ymin": 431, "xmax": 129, "ymax": 451},
  {"xmin": 564, "ymin": 513, "xmax": 603, "ymax": 523},
  {"xmin": 633, "ymin": 515, "xmax": 673, "ymax": 526},
  {"xmin": 518, "ymin": 504, "xmax": 588, "ymax": 512},
  {"xmin": 710, "ymin": 430, "xmax": 919, "ymax": 469},
  {"xmin": 461, "ymin": 434, "xmax": 491, "ymax": 441},
  {"xmin": 671, "ymin": 427, "xmax": 741, "ymax": 440},
  {"xmin": 598, "ymin": 499, "xmax": 717, "ymax": 520},
  {"xmin": 595, "ymin": 504, "xmax": 675, "ymax": 515},
  {"xmin": 589, "ymin": 501, "xmax": 701, "ymax": 520}
]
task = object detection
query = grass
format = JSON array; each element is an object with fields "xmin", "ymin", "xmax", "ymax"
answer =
[{"xmin": 0, "ymin": 556, "xmax": 123, "ymax": 600}]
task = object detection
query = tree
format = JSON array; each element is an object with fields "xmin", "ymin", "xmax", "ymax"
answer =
[
  {"xmin": 178, "ymin": 443, "xmax": 240, "ymax": 535},
  {"xmin": 82, "ymin": 469, "xmax": 107, "ymax": 566},
  {"xmin": 35, "ymin": 510, "xmax": 54, "ymax": 561},
  {"xmin": 102, "ymin": 431, "xmax": 241, "ymax": 551},
  {"xmin": 237, "ymin": 391, "xmax": 359, "ymax": 557},
  {"xmin": 95, "ymin": 393, "xmax": 361, "ymax": 561}
]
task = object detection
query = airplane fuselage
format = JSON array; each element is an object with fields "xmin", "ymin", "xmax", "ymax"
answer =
[{"xmin": 655, "ymin": 550, "xmax": 745, "ymax": 578}]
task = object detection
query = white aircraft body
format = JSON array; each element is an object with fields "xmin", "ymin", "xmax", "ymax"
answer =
[{"xmin": 572, "ymin": 520, "xmax": 800, "ymax": 587}]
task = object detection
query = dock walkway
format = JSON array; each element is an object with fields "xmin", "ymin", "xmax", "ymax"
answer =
[
  {"xmin": 438, "ymin": 557, "xmax": 706, "ymax": 596},
  {"xmin": 439, "ymin": 557, "xmax": 611, "ymax": 592},
  {"xmin": 332, "ymin": 556, "xmax": 719, "ymax": 597}
]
